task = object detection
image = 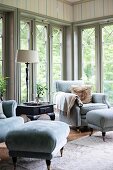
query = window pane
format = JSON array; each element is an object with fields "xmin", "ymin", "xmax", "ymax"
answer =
[
  {"xmin": 102, "ymin": 25, "xmax": 113, "ymax": 104},
  {"xmin": 36, "ymin": 24, "xmax": 47, "ymax": 100},
  {"xmin": 52, "ymin": 27, "xmax": 62, "ymax": 82},
  {"xmin": 20, "ymin": 20, "xmax": 30, "ymax": 102},
  {"xmin": 82, "ymin": 28, "xmax": 96, "ymax": 92}
]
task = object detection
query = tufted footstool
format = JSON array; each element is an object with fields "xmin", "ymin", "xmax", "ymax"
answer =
[
  {"xmin": 5, "ymin": 120, "xmax": 70, "ymax": 170},
  {"xmin": 86, "ymin": 108, "xmax": 113, "ymax": 141}
]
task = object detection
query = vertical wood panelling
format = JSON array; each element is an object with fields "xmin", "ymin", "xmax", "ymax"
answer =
[
  {"xmin": 64, "ymin": 3, "xmax": 73, "ymax": 22},
  {"xmin": 33, "ymin": 0, "xmax": 39, "ymax": 13},
  {"xmin": 47, "ymin": 0, "xmax": 57, "ymax": 18},
  {"xmin": 73, "ymin": 4, "xmax": 81, "ymax": 22},
  {"xmin": 0, "ymin": 0, "xmax": 17, "ymax": 7},
  {"xmin": 95, "ymin": 0, "xmax": 104, "ymax": 17},
  {"xmin": 57, "ymin": 0, "xmax": 64, "ymax": 20},
  {"xmin": 27, "ymin": 0, "xmax": 36, "ymax": 12},
  {"xmin": 0, "ymin": 0, "xmax": 72, "ymax": 22},
  {"xmin": 82, "ymin": 1, "xmax": 95, "ymax": 20},
  {"xmin": 1, "ymin": 0, "xmax": 113, "ymax": 23},
  {"xmin": 16, "ymin": 0, "xmax": 26, "ymax": 9},
  {"xmin": 104, "ymin": 0, "xmax": 113, "ymax": 16},
  {"xmin": 38, "ymin": 0, "xmax": 46, "ymax": 15}
]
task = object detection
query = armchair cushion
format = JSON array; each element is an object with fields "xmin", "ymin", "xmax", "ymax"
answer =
[
  {"xmin": 70, "ymin": 85, "xmax": 92, "ymax": 104},
  {"xmin": 54, "ymin": 80, "xmax": 83, "ymax": 93},
  {"xmin": 80, "ymin": 103, "xmax": 108, "ymax": 115}
]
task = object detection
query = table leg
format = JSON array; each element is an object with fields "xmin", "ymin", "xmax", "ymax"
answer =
[{"xmin": 47, "ymin": 112, "xmax": 55, "ymax": 120}]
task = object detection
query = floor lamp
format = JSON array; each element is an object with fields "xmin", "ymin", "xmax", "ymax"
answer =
[{"xmin": 17, "ymin": 50, "xmax": 38, "ymax": 102}]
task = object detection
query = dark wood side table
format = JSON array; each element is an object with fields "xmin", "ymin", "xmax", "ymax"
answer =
[{"xmin": 16, "ymin": 102, "xmax": 55, "ymax": 121}]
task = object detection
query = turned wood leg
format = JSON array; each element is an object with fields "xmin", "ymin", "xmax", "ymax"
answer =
[
  {"xmin": 102, "ymin": 132, "xmax": 106, "ymax": 142},
  {"xmin": 46, "ymin": 160, "xmax": 51, "ymax": 170},
  {"xmin": 60, "ymin": 147, "xmax": 64, "ymax": 157},
  {"xmin": 89, "ymin": 128, "xmax": 93, "ymax": 136},
  {"xmin": 12, "ymin": 157, "xmax": 17, "ymax": 170}
]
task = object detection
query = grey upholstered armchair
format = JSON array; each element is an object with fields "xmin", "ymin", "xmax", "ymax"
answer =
[{"xmin": 54, "ymin": 80, "xmax": 110, "ymax": 128}]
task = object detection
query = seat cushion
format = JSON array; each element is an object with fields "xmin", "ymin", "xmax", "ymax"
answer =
[
  {"xmin": 80, "ymin": 103, "xmax": 108, "ymax": 115},
  {"xmin": 86, "ymin": 108, "xmax": 113, "ymax": 131},
  {"xmin": 6, "ymin": 120, "xmax": 70, "ymax": 153}
]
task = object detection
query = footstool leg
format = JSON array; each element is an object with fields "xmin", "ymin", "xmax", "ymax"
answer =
[
  {"xmin": 60, "ymin": 147, "xmax": 64, "ymax": 157},
  {"xmin": 46, "ymin": 160, "xmax": 51, "ymax": 170},
  {"xmin": 89, "ymin": 128, "xmax": 93, "ymax": 136},
  {"xmin": 102, "ymin": 132, "xmax": 106, "ymax": 142},
  {"xmin": 12, "ymin": 157, "xmax": 17, "ymax": 170}
]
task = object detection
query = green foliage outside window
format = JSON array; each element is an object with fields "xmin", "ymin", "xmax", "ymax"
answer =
[
  {"xmin": 102, "ymin": 25, "xmax": 113, "ymax": 103},
  {"xmin": 0, "ymin": 75, "xmax": 8, "ymax": 99}
]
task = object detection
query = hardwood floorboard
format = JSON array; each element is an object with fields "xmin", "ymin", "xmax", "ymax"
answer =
[{"xmin": 68, "ymin": 127, "xmax": 91, "ymax": 141}]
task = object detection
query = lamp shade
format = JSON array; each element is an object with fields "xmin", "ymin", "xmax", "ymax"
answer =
[{"xmin": 17, "ymin": 50, "xmax": 38, "ymax": 63}]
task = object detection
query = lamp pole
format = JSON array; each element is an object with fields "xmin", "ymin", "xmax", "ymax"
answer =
[{"xmin": 25, "ymin": 62, "xmax": 29, "ymax": 102}]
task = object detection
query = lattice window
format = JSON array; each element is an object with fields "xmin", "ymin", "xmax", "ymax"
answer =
[
  {"xmin": 52, "ymin": 27, "xmax": 62, "ymax": 82},
  {"xmin": 82, "ymin": 27, "xmax": 96, "ymax": 92},
  {"xmin": 20, "ymin": 20, "xmax": 30, "ymax": 102},
  {"xmin": 102, "ymin": 24, "xmax": 113, "ymax": 103},
  {"xmin": 36, "ymin": 24, "xmax": 48, "ymax": 100}
]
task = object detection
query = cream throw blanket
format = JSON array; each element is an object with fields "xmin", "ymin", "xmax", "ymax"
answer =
[{"xmin": 53, "ymin": 92, "xmax": 83, "ymax": 117}]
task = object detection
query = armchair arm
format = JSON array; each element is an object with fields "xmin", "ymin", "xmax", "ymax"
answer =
[
  {"xmin": 92, "ymin": 93, "xmax": 111, "ymax": 108},
  {"xmin": 2, "ymin": 100, "xmax": 17, "ymax": 118},
  {"xmin": 59, "ymin": 103, "xmax": 81, "ymax": 127}
]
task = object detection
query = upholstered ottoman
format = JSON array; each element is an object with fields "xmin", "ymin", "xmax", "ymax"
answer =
[
  {"xmin": 5, "ymin": 120, "xmax": 70, "ymax": 170},
  {"xmin": 86, "ymin": 108, "xmax": 113, "ymax": 141}
]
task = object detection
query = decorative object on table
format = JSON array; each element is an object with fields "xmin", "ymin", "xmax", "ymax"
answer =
[
  {"xmin": 36, "ymin": 83, "xmax": 48, "ymax": 103},
  {"xmin": 0, "ymin": 75, "xmax": 8, "ymax": 101},
  {"xmin": 17, "ymin": 50, "xmax": 38, "ymax": 102}
]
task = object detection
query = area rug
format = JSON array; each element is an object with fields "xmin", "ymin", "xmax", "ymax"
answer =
[{"xmin": 0, "ymin": 131, "xmax": 113, "ymax": 170}]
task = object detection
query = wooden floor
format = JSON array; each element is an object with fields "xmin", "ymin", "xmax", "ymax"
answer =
[{"xmin": 68, "ymin": 127, "xmax": 90, "ymax": 141}]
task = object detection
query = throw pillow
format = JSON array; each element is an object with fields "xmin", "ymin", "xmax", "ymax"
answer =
[
  {"xmin": 70, "ymin": 85, "xmax": 92, "ymax": 104},
  {"xmin": 0, "ymin": 102, "xmax": 6, "ymax": 119}
]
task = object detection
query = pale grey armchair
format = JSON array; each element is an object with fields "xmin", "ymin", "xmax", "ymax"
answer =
[{"xmin": 54, "ymin": 80, "xmax": 110, "ymax": 128}]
